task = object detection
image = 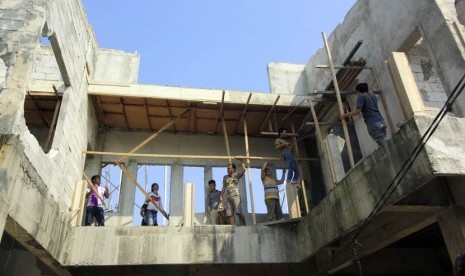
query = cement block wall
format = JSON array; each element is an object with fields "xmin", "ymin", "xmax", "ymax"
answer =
[{"xmin": 0, "ymin": 0, "xmax": 100, "ymax": 269}]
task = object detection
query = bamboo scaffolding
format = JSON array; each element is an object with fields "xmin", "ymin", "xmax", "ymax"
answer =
[
  {"xmin": 116, "ymin": 109, "xmax": 190, "ymax": 163},
  {"xmin": 116, "ymin": 162, "xmax": 169, "ymax": 220},
  {"xmin": 221, "ymin": 116, "xmax": 232, "ymax": 163},
  {"xmin": 243, "ymin": 119, "xmax": 256, "ymax": 225},
  {"xmin": 322, "ymin": 31, "xmax": 355, "ymax": 168},
  {"xmin": 83, "ymin": 151, "xmax": 319, "ymax": 162}
]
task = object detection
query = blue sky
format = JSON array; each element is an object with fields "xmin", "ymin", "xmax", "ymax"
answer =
[{"xmin": 82, "ymin": 0, "xmax": 357, "ymax": 92}]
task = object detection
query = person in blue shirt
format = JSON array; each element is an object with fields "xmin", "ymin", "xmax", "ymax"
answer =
[{"xmin": 340, "ymin": 82, "xmax": 387, "ymax": 145}]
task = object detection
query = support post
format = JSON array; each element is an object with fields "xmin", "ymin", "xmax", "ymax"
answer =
[
  {"xmin": 221, "ymin": 116, "xmax": 232, "ymax": 163},
  {"xmin": 322, "ymin": 31, "xmax": 355, "ymax": 168},
  {"xmin": 244, "ymin": 119, "xmax": 256, "ymax": 225},
  {"xmin": 184, "ymin": 183, "xmax": 195, "ymax": 227},
  {"xmin": 371, "ymin": 67, "xmax": 396, "ymax": 134}
]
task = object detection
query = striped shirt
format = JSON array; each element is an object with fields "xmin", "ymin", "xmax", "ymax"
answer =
[{"xmin": 262, "ymin": 176, "xmax": 280, "ymax": 200}]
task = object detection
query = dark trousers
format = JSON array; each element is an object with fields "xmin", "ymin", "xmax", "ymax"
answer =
[{"xmin": 85, "ymin": 206, "xmax": 105, "ymax": 226}]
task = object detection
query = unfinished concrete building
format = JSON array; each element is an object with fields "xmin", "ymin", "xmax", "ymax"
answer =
[{"xmin": 1, "ymin": 0, "xmax": 465, "ymax": 275}]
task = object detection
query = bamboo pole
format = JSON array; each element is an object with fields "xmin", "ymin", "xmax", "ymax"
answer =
[
  {"xmin": 243, "ymin": 119, "xmax": 256, "ymax": 225},
  {"xmin": 76, "ymin": 180, "xmax": 87, "ymax": 227},
  {"xmin": 116, "ymin": 162, "xmax": 169, "ymax": 220},
  {"xmin": 221, "ymin": 116, "xmax": 232, "ymax": 163},
  {"xmin": 322, "ymin": 31, "xmax": 355, "ymax": 168},
  {"xmin": 116, "ymin": 109, "xmax": 190, "ymax": 163},
  {"xmin": 371, "ymin": 67, "xmax": 396, "ymax": 134},
  {"xmin": 291, "ymin": 124, "xmax": 309, "ymax": 215},
  {"xmin": 83, "ymin": 173, "xmax": 108, "ymax": 209},
  {"xmin": 309, "ymin": 100, "xmax": 337, "ymax": 185},
  {"xmin": 83, "ymin": 150, "xmax": 319, "ymax": 162},
  {"xmin": 44, "ymin": 100, "xmax": 61, "ymax": 152}
]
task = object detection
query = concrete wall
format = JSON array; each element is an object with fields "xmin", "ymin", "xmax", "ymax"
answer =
[
  {"xmin": 0, "ymin": 0, "xmax": 100, "ymax": 272},
  {"xmin": 93, "ymin": 49, "xmax": 140, "ymax": 84},
  {"xmin": 268, "ymin": 62, "xmax": 308, "ymax": 95}
]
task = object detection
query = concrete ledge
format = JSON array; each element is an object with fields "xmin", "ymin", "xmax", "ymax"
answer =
[{"xmin": 65, "ymin": 225, "xmax": 297, "ymax": 266}]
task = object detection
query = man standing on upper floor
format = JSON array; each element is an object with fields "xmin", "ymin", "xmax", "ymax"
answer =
[
  {"xmin": 340, "ymin": 82, "xmax": 387, "ymax": 145},
  {"xmin": 206, "ymin": 179, "xmax": 221, "ymax": 225},
  {"xmin": 275, "ymin": 128, "xmax": 299, "ymax": 185},
  {"xmin": 220, "ymin": 160, "xmax": 247, "ymax": 226},
  {"xmin": 85, "ymin": 175, "xmax": 109, "ymax": 226},
  {"xmin": 261, "ymin": 161, "xmax": 286, "ymax": 221}
]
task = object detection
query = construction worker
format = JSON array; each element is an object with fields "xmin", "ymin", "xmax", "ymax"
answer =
[
  {"xmin": 220, "ymin": 161, "xmax": 247, "ymax": 226},
  {"xmin": 275, "ymin": 128, "xmax": 299, "ymax": 184},
  {"xmin": 206, "ymin": 179, "xmax": 221, "ymax": 225},
  {"xmin": 261, "ymin": 161, "xmax": 286, "ymax": 221},
  {"xmin": 340, "ymin": 82, "xmax": 387, "ymax": 145},
  {"xmin": 85, "ymin": 175, "xmax": 109, "ymax": 226}
]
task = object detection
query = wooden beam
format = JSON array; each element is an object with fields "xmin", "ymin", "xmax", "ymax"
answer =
[
  {"xmin": 221, "ymin": 116, "xmax": 232, "ymax": 163},
  {"xmin": 322, "ymin": 31, "xmax": 355, "ymax": 168},
  {"xmin": 119, "ymin": 97, "xmax": 130, "ymax": 130},
  {"xmin": 26, "ymin": 91, "xmax": 51, "ymax": 127},
  {"xmin": 281, "ymin": 99, "xmax": 306, "ymax": 123},
  {"xmin": 96, "ymin": 96, "xmax": 109, "ymax": 130},
  {"xmin": 316, "ymin": 65, "xmax": 371, "ymax": 70},
  {"xmin": 259, "ymin": 95, "xmax": 280, "ymax": 131},
  {"xmin": 116, "ymin": 108, "xmax": 190, "ymax": 163},
  {"xmin": 244, "ymin": 119, "xmax": 256, "ymax": 224},
  {"xmin": 306, "ymin": 121, "xmax": 353, "ymax": 126},
  {"xmin": 143, "ymin": 98, "xmax": 153, "ymax": 132},
  {"xmin": 213, "ymin": 90, "xmax": 225, "ymax": 135},
  {"xmin": 260, "ymin": 131, "xmax": 298, "ymax": 137},
  {"xmin": 85, "ymin": 150, "xmax": 319, "ymax": 162},
  {"xmin": 44, "ymin": 99, "xmax": 61, "ymax": 152},
  {"xmin": 165, "ymin": 99, "xmax": 176, "ymax": 133},
  {"xmin": 384, "ymin": 205, "xmax": 445, "ymax": 213},
  {"xmin": 235, "ymin": 92, "xmax": 252, "ymax": 133}
]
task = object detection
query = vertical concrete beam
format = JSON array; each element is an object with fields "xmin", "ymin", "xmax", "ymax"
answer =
[
  {"xmin": 438, "ymin": 206, "xmax": 465, "ymax": 263},
  {"xmin": 106, "ymin": 159, "xmax": 137, "ymax": 226},
  {"xmin": 326, "ymin": 134, "xmax": 346, "ymax": 183},
  {"xmin": 183, "ymin": 183, "xmax": 195, "ymax": 226},
  {"xmin": 387, "ymin": 52, "xmax": 425, "ymax": 119},
  {"xmin": 286, "ymin": 184, "xmax": 301, "ymax": 219},
  {"xmin": 204, "ymin": 166, "xmax": 212, "ymax": 213},
  {"xmin": 169, "ymin": 163, "xmax": 184, "ymax": 226}
]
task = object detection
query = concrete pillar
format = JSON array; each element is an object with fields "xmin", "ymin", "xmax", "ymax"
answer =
[
  {"xmin": 286, "ymin": 184, "xmax": 301, "ymax": 219},
  {"xmin": 387, "ymin": 52, "xmax": 425, "ymax": 120},
  {"xmin": 106, "ymin": 159, "xmax": 137, "ymax": 226},
  {"xmin": 326, "ymin": 134, "xmax": 346, "ymax": 183},
  {"xmin": 204, "ymin": 166, "xmax": 212, "ymax": 214},
  {"xmin": 69, "ymin": 180, "xmax": 87, "ymax": 227},
  {"xmin": 438, "ymin": 206, "xmax": 465, "ymax": 264},
  {"xmin": 239, "ymin": 173, "xmax": 248, "ymax": 224},
  {"xmin": 183, "ymin": 183, "xmax": 194, "ymax": 227},
  {"xmin": 169, "ymin": 163, "xmax": 184, "ymax": 226}
]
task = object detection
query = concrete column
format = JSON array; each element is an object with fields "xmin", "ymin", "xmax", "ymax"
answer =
[
  {"xmin": 239, "ymin": 173, "xmax": 248, "ymax": 224},
  {"xmin": 106, "ymin": 159, "xmax": 137, "ymax": 226},
  {"xmin": 204, "ymin": 166, "xmax": 212, "ymax": 214},
  {"xmin": 169, "ymin": 163, "xmax": 184, "ymax": 226},
  {"xmin": 286, "ymin": 184, "xmax": 301, "ymax": 219},
  {"xmin": 387, "ymin": 52, "xmax": 425, "ymax": 119},
  {"xmin": 326, "ymin": 134, "xmax": 346, "ymax": 183},
  {"xmin": 183, "ymin": 183, "xmax": 194, "ymax": 227},
  {"xmin": 438, "ymin": 206, "xmax": 465, "ymax": 264}
]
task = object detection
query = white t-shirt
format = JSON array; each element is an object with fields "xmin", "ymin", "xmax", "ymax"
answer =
[
  {"xmin": 146, "ymin": 192, "xmax": 163, "ymax": 211},
  {"xmin": 86, "ymin": 186, "xmax": 106, "ymax": 208}
]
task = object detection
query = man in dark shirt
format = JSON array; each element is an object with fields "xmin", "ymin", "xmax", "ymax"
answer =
[
  {"xmin": 206, "ymin": 179, "xmax": 221, "ymax": 225},
  {"xmin": 340, "ymin": 82, "xmax": 387, "ymax": 145}
]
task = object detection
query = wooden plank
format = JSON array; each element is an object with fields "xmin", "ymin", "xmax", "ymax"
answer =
[
  {"xmin": 235, "ymin": 92, "xmax": 252, "ymax": 133},
  {"xmin": 44, "ymin": 100, "xmax": 61, "ymax": 152},
  {"xmin": 322, "ymin": 31, "xmax": 355, "ymax": 168},
  {"xmin": 259, "ymin": 95, "xmax": 280, "ymax": 131},
  {"xmin": 291, "ymin": 123, "xmax": 309, "ymax": 215},
  {"xmin": 221, "ymin": 116, "xmax": 232, "ymax": 163}
]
